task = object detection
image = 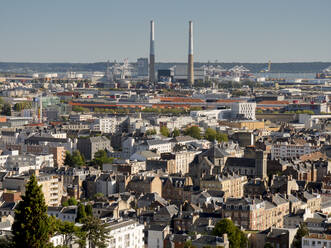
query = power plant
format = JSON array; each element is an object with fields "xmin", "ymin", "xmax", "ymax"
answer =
[
  {"xmin": 187, "ymin": 20, "xmax": 194, "ymax": 86},
  {"xmin": 147, "ymin": 20, "xmax": 195, "ymax": 86},
  {"xmin": 149, "ymin": 20, "xmax": 155, "ymax": 83}
]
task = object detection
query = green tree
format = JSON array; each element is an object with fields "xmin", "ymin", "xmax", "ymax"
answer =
[
  {"xmin": 72, "ymin": 106, "xmax": 89, "ymax": 112},
  {"xmin": 293, "ymin": 223, "xmax": 309, "ymax": 248},
  {"xmin": 86, "ymin": 204, "xmax": 93, "ymax": 217},
  {"xmin": 0, "ymin": 238, "xmax": 13, "ymax": 248},
  {"xmin": 1, "ymin": 103, "xmax": 11, "ymax": 116},
  {"xmin": 183, "ymin": 240, "xmax": 195, "ymax": 248},
  {"xmin": 91, "ymin": 150, "xmax": 113, "ymax": 168},
  {"xmin": 72, "ymin": 150, "xmax": 84, "ymax": 167},
  {"xmin": 216, "ymin": 132, "xmax": 228, "ymax": 142},
  {"xmin": 65, "ymin": 197, "xmax": 78, "ymax": 206},
  {"xmin": 14, "ymin": 102, "xmax": 32, "ymax": 112},
  {"xmin": 232, "ymin": 90, "xmax": 247, "ymax": 97},
  {"xmin": 74, "ymin": 228, "xmax": 87, "ymax": 248},
  {"xmin": 146, "ymin": 129, "xmax": 157, "ymax": 135},
  {"xmin": 12, "ymin": 174, "xmax": 54, "ymax": 247},
  {"xmin": 64, "ymin": 151, "xmax": 74, "ymax": 167},
  {"xmin": 57, "ymin": 220, "xmax": 81, "ymax": 247},
  {"xmin": 184, "ymin": 126, "xmax": 202, "ymax": 139},
  {"xmin": 14, "ymin": 103, "xmax": 22, "ymax": 112},
  {"xmin": 172, "ymin": 128, "xmax": 180, "ymax": 137},
  {"xmin": 205, "ymin": 128, "xmax": 217, "ymax": 142},
  {"xmin": 160, "ymin": 126, "xmax": 170, "ymax": 137},
  {"xmin": 82, "ymin": 216, "xmax": 110, "ymax": 248},
  {"xmin": 76, "ymin": 204, "xmax": 87, "ymax": 223},
  {"xmin": 213, "ymin": 219, "xmax": 247, "ymax": 248},
  {"xmin": 94, "ymin": 193, "xmax": 105, "ymax": 201}
]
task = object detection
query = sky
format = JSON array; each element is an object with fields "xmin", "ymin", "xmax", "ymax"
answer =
[{"xmin": 1, "ymin": 0, "xmax": 331, "ymax": 63}]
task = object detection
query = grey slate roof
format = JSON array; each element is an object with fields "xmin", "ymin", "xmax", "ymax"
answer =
[{"xmin": 225, "ymin": 157, "xmax": 256, "ymax": 168}]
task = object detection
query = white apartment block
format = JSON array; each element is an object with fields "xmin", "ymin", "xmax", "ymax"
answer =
[
  {"xmin": 107, "ymin": 220, "xmax": 144, "ymax": 248},
  {"xmin": 231, "ymin": 102, "xmax": 256, "ymax": 120},
  {"xmin": 190, "ymin": 109, "xmax": 231, "ymax": 120},
  {"xmin": 128, "ymin": 117, "xmax": 150, "ymax": 133},
  {"xmin": 271, "ymin": 142, "xmax": 319, "ymax": 160},
  {"xmin": 0, "ymin": 131, "xmax": 19, "ymax": 145},
  {"xmin": 69, "ymin": 114, "xmax": 94, "ymax": 122},
  {"xmin": 147, "ymin": 140, "xmax": 172, "ymax": 154},
  {"xmin": 302, "ymin": 234, "xmax": 331, "ymax": 248},
  {"xmin": 49, "ymin": 132, "xmax": 67, "ymax": 139},
  {"xmin": 93, "ymin": 117, "xmax": 126, "ymax": 134},
  {"xmin": 1, "ymin": 154, "xmax": 54, "ymax": 174},
  {"xmin": 173, "ymin": 151, "xmax": 199, "ymax": 174},
  {"xmin": 155, "ymin": 116, "xmax": 195, "ymax": 131}
]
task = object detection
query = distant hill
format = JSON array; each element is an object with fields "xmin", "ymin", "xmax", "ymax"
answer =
[{"xmin": 0, "ymin": 61, "xmax": 330, "ymax": 74}]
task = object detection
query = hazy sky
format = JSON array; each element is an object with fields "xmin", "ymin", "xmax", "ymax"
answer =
[{"xmin": 1, "ymin": 0, "xmax": 331, "ymax": 63}]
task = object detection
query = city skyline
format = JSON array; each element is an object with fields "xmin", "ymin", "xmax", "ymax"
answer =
[{"xmin": 1, "ymin": 0, "xmax": 331, "ymax": 63}]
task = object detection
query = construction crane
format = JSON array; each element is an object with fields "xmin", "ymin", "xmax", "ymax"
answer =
[{"xmin": 260, "ymin": 60, "xmax": 271, "ymax": 73}]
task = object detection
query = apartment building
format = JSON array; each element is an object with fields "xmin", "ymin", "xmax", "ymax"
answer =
[
  {"xmin": 107, "ymin": 219, "xmax": 144, "ymax": 248},
  {"xmin": 155, "ymin": 116, "xmax": 195, "ymax": 131},
  {"xmin": 126, "ymin": 175, "xmax": 162, "ymax": 197},
  {"xmin": 302, "ymin": 233, "xmax": 331, "ymax": 248},
  {"xmin": 1, "ymin": 153, "xmax": 54, "ymax": 174},
  {"xmin": 161, "ymin": 151, "xmax": 198, "ymax": 174},
  {"xmin": 77, "ymin": 136, "xmax": 111, "ymax": 160},
  {"xmin": 2, "ymin": 173, "xmax": 63, "ymax": 206},
  {"xmin": 231, "ymin": 102, "xmax": 256, "ymax": 120},
  {"xmin": 25, "ymin": 135, "xmax": 75, "ymax": 153},
  {"xmin": 271, "ymin": 142, "xmax": 319, "ymax": 160},
  {"xmin": 0, "ymin": 131, "xmax": 19, "ymax": 144},
  {"xmin": 146, "ymin": 140, "xmax": 172, "ymax": 154},
  {"xmin": 148, "ymin": 224, "xmax": 170, "ymax": 248},
  {"xmin": 222, "ymin": 195, "xmax": 290, "ymax": 231},
  {"xmin": 92, "ymin": 117, "xmax": 126, "ymax": 134},
  {"xmin": 200, "ymin": 173, "xmax": 247, "ymax": 199},
  {"xmin": 6, "ymin": 144, "xmax": 65, "ymax": 167}
]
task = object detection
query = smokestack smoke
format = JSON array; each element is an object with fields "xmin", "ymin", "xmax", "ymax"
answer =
[
  {"xmin": 188, "ymin": 21, "xmax": 194, "ymax": 86},
  {"xmin": 149, "ymin": 20, "xmax": 155, "ymax": 82}
]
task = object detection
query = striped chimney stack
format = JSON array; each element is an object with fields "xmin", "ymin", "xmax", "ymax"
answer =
[
  {"xmin": 188, "ymin": 21, "xmax": 194, "ymax": 87},
  {"xmin": 149, "ymin": 20, "xmax": 155, "ymax": 83}
]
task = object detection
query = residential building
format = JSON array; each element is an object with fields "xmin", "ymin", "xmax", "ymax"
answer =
[
  {"xmin": 77, "ymin": 136, "xmax": 111, "ymax": 160},
  {"xmin": 231, "ymin": 102, "xmax": 256, "ymax": 120},
  {"xmin": 161, "ymin": 176, "xmax": 193, "ymax": 203},
  {"xmin": 107, "ymin": 219, "xmax": 144, "ymax": 248},
  {"xmin": 146, "ymin": 140, "xmax": 172, "ymax": 154},
  {"xmin": 271, "ymin": 142, "xmax": 319, "ymax": 160},
  {"xmin": 200, "ymin": 172, "xmax": 247, "ymax": 199},
  {"xmin": 302, "ymin": 233, "xmax": 331, "ymax": 248},
  {"xmin": 222, "ymin": 195, "xmax": 290, "ymax": 231},
  {"xmin": 3, "ymin": 173, "xmax": 63, "ymax": 206},
  {"xmin": 126, "ymin": 175, "xmax": 162, "ymax": 196},
  {"xmin": 148, "ymin": 224, "xmax": 170, "ymax": 248},
  {"xmin": 161, "ymin": 151, "xmax": 198, "ymax": 174}
]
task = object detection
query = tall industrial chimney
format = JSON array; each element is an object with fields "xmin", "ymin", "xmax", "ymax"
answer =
[
  {"xmin": 187, "ymin": 21, "xmax": 194, "ymax": 87},
  {"xmin": 149, "ymin": 20, "xmax": 155, "ymax": 83}
]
